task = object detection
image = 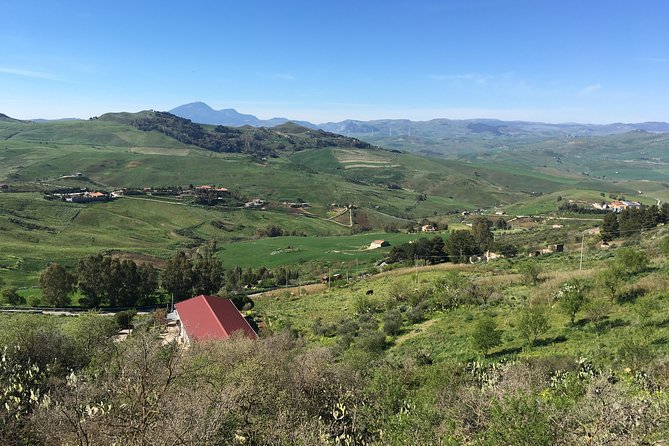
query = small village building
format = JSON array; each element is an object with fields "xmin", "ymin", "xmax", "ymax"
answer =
[
  {"xmin": 421, "ymin": 224, "xmax": 436, "ymax": 232},
  {"xmin": 173, "ymin": 295, "xmax": 257, "ymax": 345},
  {"xmin": 196, "ymin": 185, "xmax": 229, "ymax": 193},
  {"xmin": 244, "ymin": 198, "xmax": 266, "ymax": 208},
  {"xmin": 485, "ymin": 251, "xmax": 504, "ymax": 261},
  {"xmin": 369, "ymin": 239, "xmax": 390, "ymax": 249}
]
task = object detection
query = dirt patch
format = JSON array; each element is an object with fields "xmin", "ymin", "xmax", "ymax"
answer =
[
  {"xmin": 129, "ymin": 147, "xmax": 190, "ymax": 156},
  {"xmin": 344, "ymin": 164, "xmax": 393, "ymax": 169},
  {"xmin": 126, "ymin": 160, "xmax": 141, "ymax": 168},
  {"xmin": 340, "ymin": 159, "xmax": 390, "ymax": 164}
]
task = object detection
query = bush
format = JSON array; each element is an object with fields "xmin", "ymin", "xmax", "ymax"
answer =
[
  {"xmin": 407, "ymin": 303, "xmax": 427, "ymax": 324},
  {"xmin": 0, "ymin": 287, "xmax": 25, "ymax": 306},
  {"xmin": 555, "ymin": 280, "xmax": 588, "ymax": 325},
  {"xmin": 472, "ymin": 315, "xmax": 503, "ymax": 355},
  {"xmin": 115, "ymin": 309, "xmax": 138, "ymax": 330},
  {"xmin": 613, "ymin": 248, "xmax": 648, "ymax": 276},
  {"xmin": 356, "ymin": 331, "xmax": 387, "ymax": 353},
  {"xmin": 518, "ymin": 262, "xmax": 541, "ymax": 286},
  {"xmin": 382, "ymin": 309, "xmax": 403, "ymax": 336},
  {"xmin": 517, "ymin": 306, "xmax": 550, "ymax": 346}
]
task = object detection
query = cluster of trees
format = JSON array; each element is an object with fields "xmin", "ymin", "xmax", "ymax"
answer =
[
  {"xmin": 192, "ymin": 188, "xmax": 240, "ymax": 206},
  {"xmin": 37, "ymin": 256, "xmax": 159, "ymax": 308},
  {"xmin": 32, "ymin": 243, "xmax": 308, "ymax": 308},
  {"xmin": 601, "ymin": 204, "xmax": 669, "ymax": 241},
  {"xmin": 161, "ymin": 244, "xmax": 224, "ymax": 303},
  {"xmin": 388, "ymin": 218, "xmax": 516, "ymax": 264},
  {"xmin": 75, "ymin": 254, "xmax": 158, "ymax": 307}
]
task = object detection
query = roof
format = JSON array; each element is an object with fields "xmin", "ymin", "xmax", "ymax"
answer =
[
  {"xmin": 175, "ymin": 295, "xmax": 257, "ymax": 341},
  {"xmin": 371, "ymin": 239, "xmax": 387, "ymax": 244}
]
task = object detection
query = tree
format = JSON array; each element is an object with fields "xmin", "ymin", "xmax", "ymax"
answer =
[
  {"xmin": 191, "ymin": 243, "xmax": 224, "ymax": 295},
  {"xmin": 471, "ymin": 218, "xmax": 494, "ymax": 252},
  {"xmin": 518, "ymin": 262, "xmax": 541, "ymax": 286},
  {"xmin": 472, "ymin": 315, "xmax": 502, "ymax": 355},
  {"xmin": 75, "ymin": 254, "xmax": 111, "ymax": 307},
  {"xmin": 0, "ymin": 287, "xmax": 25, "ymax": 305},
  {"xmin": 162, "ymin": 251, "xmax": 194, "ymax": 304},
  {"xmin": 444, "ymin": 230, "xmax": 479, "ymax": 263},
  {"xmin": 556, "ymin": 280, "xmax": 588, "ymax": 325},
  {"xmin": 596, "ymin": 267, "xmax": 622, "ymax": 301},
  {"xmin": 76, "ymin": 255, "xmax": 157, "ymax": 307},
  {"xmin": 618, "ymin": 207, "xmax": 643, "ymax": 235},
  {"xmin": 517, "ymin": 306, "xmax": 550, "ymax": 346},
  {"xmin": 39, "ymin": 263, "xmax": 76, "ymax": 307},
  {"xmin": 601, "ymin": 213, "xmax": 619, "ymax": 242},
  {"xmin": 136, "ymin": 263, "xmax": 159, "ymax": 305}
]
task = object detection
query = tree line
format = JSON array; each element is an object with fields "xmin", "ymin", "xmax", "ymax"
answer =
[
  {"xmin": 34, "ymin": 243, "xmax": 300, "ymax": 308},
  {"xmin": 601, "ymin": 204, "xmax": 669, "ymax": 242},
  {"xmin": 388, "ymin": 217, "xmax": 517, "ymax": 264}
]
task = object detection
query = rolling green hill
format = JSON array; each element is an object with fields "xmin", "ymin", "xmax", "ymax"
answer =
[{"xmin": 1, "ymin": 111, "xmax": 666, "ymax": 290}]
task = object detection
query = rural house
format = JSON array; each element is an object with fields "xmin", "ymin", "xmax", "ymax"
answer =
[
  {"xmin": 421, "ymin": 224, "xmax": 436, "ymax": 232},
  {"xmin": 369, "ymin": 239, "xmax": 390, "ymax": 249},
  {"xmin": 172, "ymin": 295, "xmax": 257, "ymax": 345}
]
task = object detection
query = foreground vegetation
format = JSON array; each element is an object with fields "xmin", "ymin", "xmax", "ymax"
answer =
[{"xmin": 3, "ymin": 226, "xmax": 669, "ymax": 444}]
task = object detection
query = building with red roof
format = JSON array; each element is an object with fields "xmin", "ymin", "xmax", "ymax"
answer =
[{"xmin": 174, "ymin": 295, "xmax": 257, "ymax": 344}]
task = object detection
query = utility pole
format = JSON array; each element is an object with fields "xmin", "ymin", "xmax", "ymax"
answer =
[
  {"xmin": 578, "ymin": 231, "xmax": 585, "ymax": 271},
  {"xmin": 414, "ymin": 256, "xmax": 419, "ymax": 287}
]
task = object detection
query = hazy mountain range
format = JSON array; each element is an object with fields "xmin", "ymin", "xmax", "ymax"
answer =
[{"xmin": 168, "ymin": 102, "xmax": 669, "ymax": 139}]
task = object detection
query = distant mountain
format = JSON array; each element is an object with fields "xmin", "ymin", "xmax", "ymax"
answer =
[
  {"xmin": 318, "ymin": 118, "xmax": 669, "ymax": 139},
  {"xmin": 31, "ymin": 118, "xmax": 82, "ymax": 123},
  {"xmin": 170, "ymin": 102, "xmax": 669, "ymax": 142},
  {"xmin": 0, "ymin": 113, "xmax": 22, "ymax": 123},
  {"xmin": 169, "ymin": 102, "xmax": 317, "ymax": 129}
]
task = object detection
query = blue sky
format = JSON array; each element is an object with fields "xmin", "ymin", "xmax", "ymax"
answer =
[{"xmin": 1, "ymin": 0, "xmax": 668, "ymax": 123}]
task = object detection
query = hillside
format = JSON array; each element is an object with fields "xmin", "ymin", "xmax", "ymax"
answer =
[
  {"xmin": 0, "ymin": 108, "xmax": 662, "ymax": 291},
  {"xmin": 100, "ymin": 110, "xmax": 375, "ymax": 157},
  {"xmin": 0, "ymin": 113, "xmax": 23, "ymax": 123}
]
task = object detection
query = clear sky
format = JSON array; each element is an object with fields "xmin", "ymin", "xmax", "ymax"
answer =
[{"xmin": 1, "ymin": 0, "xmax": 668, "ymax": 123}]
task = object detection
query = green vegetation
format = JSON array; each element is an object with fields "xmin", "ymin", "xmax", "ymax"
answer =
[{"xmin": 3, "ymin": 108, "xmax": 669, "ymax": 443}]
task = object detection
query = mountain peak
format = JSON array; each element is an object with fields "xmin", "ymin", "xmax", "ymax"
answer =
[{"xmin": 169, "ymin": 102, "xmax": 317, "ymax": 129}]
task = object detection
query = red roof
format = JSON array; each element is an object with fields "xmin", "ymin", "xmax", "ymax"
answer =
[{"xmin": 175, "ymin": 295, "xmax": 257, "ymax": 341}]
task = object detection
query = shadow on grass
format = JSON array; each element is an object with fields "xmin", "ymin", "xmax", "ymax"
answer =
[
  {"xmin": 651, "ymin": 336, "xmax": 668, "ymax": 345},
  {"xmin": 587, "ymin": 317, "xmax": 629, "ymax": 335},
  {"xmin": 572, "ymin": 318, "xmax": 589, "ymax": 328},
  {"xmin": 488, "ymin": 345, "xmax": 523, "ymax": 358},
  {"xmin": 533, "ymin": 335, "xmax": 568, "ymax": 347},
  {"xmin": 655, "ymin": 318, "xmax": 669, "ymax": 329}
]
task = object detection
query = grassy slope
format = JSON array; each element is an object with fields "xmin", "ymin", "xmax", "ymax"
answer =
[{"xmin": 254, "ymin": 235, "xmax": 669, "ymax": 369}]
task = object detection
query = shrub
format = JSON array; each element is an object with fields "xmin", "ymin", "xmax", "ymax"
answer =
[
  {"xmin": 115, "ymin": 309, "xmax": 138, "ymax": 330},
  {"xmin": 0, "ymin": 287, "xmax": 25, "ymax": 306},
  {"xmin": 555, "ymin": 280, "xmax": 588, "ymax": 325},
  {"xmin": 517, "ymin": 306, "xmax": 550, "ymax": 346},
  {"xmin": 518, "ymin": 262, "xmax": 541, "ymax": 286},
  {"xmin": 356, "ymin": 331, "xmax": 387, "ymax": 353},
  {"xmin": 382, "ymin": 309, "xmax": 403, "ymax": 336},
  {"xmin": 472, "ymin": 315, "xmax": 503, "ymax": 356}
]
